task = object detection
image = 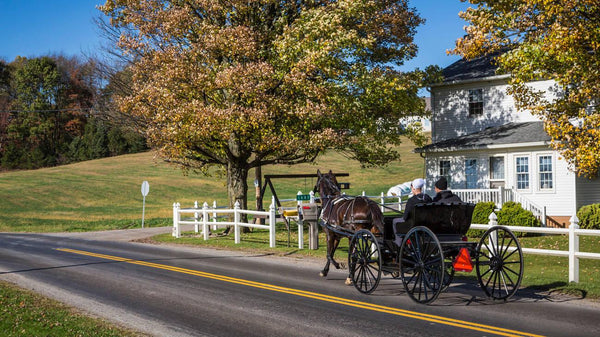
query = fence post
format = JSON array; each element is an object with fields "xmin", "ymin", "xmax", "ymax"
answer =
[
  {"xmin": 297, "ymin": 191, "xmax": 303, "ymax": 249},
  {"xmin": 212, "ymin": 200, "xmax": 218, "ymax": 231},
  {"xmin": 380, "ymin": 192, "xmax": 385, "ymax": 213},
  {"xmin": 234, "ymin": 201, "xmax": 241, "ymax": 244},
  {"xmin": 488, "ymin": 212, "xmax": 498, "ymax": 254},
  {"xmin": 202, "ymin": 202, "xmax": 209, "ymax": 240},
  {"xmin": 309, "ymin": 190, "xmax": 315, "ymax": 203},
  {"xmin": 499, "ymin": 186, "xmax": 505, "ymax": 208},
  {"xmin": 172, "ymin": 202, "xmax": 181, "ymax": 238},
  {"xmin": 542, "ymin": 206, "xmax": 547, "ymax": 227},
  {"xmin": 194, "ymin": 201, "xmax": 199, "ymax": 233},
  {"xmin": 569, "ymin": 215, "xmax": 580, "ymax": 283},
  {"xmin": 269, "ymin": 196, "xmax": 276, "ymax": 248}
]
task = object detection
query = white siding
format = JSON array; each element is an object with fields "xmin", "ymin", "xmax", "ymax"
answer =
[
  {"xmin": 424, "ymin": 74, "xmax": 596, "ymax": 218},
  {"xmin": 576, "ymin": 175, "xmax": 600, "ymax": 210},
  {"xmin": 431, "ymin": 79, "xmax": 555, "ymax": 142},
  {"xmin": 424, "ymin": 148, "xmax": 579, "ymax": 217}
]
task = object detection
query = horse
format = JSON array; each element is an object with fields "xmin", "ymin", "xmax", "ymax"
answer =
[{"xmin": 315, "ymin": 170, "xmax": 384, "ymax": 284}]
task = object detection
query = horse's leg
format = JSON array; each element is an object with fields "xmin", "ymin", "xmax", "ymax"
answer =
[
  {"xmin": 320, "ymin": 230, "xmax": 333, "ymax": 277},
  {"xmin": 330, "ymin": 236, "xmax": 341, "ymax": 269},
  {"xmin": 345, "ymin": 236, "xmax": 353, "ymax": 286}
]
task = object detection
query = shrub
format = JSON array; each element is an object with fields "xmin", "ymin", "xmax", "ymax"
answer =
[
  {"xmin": 577, "ymin": 204, "xmax": 600, "ymax": 230},
  {"xmin": 472, "ymin": 201, "xmax": 496, "ymax": 224},
  {"xmin": 497, "ymin": 201, "xmax": 540, "ymax": 228},
  {"xmin": 467, "ymin": 201, "xmax": 496, "ymax": 238}
]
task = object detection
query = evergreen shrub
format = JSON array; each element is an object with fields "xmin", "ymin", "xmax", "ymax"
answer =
[
  {"xmin": 467, "ymin": 201, "xmax": 496, "ymax": 238},
  {"xmin": 577, "ymin": 204, "xmax": 600, "ymax": 230},
  {"xmin": 497, "ymin": 201, "xmax": 540, "ymax": 237}
]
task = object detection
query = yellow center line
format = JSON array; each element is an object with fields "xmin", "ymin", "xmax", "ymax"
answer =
[{"xmin": 56, "ymin": 248, "xmax": 544, "ymax": 337}]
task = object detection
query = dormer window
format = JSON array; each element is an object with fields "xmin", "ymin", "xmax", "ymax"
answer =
[{"xmin": 468, "ymin": 88, "xmax": 483, "ymax": 116}]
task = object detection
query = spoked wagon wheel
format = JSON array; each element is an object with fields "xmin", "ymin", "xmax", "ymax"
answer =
[
  {"xmin": 441, "ymin": 257, "xmax": 455, "ymax": 292},
  {"xmin": 348, "ymin": 229, "xmax": 382, "ymax": 294},
  {"xmin": 399, "ymin": 226, "xmax": 444, "ymax": 304},
  {"xmin": 476, "ymin": 225, "xmax": 523, "ymax": 301}
]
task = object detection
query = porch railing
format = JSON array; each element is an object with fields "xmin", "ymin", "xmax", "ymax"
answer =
[{"xmin": 453, "ymin": 187, "xmax": 547, "ymax": 226}]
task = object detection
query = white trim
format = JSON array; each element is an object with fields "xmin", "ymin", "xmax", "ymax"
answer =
[
  {"xmin": 428, "ymin": 74, "xmax": 511, "ymax": 88},
  {"xmin": 416, "ymin": 141, "xmax": 550, "ymax": 153},
  {"xmin": 489, "ymin": 155, "xmax": 506, "ymax": 188},
  {"xmin": 536, "ymin": 153, "xmax": 556, "ymax": 193},
  {"xmin": 514, "ymin": 154, "xmax": 532, "ymax": 193}
]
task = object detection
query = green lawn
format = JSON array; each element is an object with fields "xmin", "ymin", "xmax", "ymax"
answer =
[
  {"xmin": 0, "ymin": 141, "xmax": 423, "ymax": 232},
  {"xmin": 0, "ymin": 280, "xmax": 143, "ymax": 337}
]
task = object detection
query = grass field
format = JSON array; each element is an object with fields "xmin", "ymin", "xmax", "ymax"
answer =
[
  {"xmin": 0, "ymin": 140, "xmax": 424, "ymax": 232},
  {"xmin": 0, "ymin": 280, "xmax": 142, "ymax": 337}
]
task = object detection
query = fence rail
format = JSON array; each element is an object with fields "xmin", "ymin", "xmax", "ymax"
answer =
[
  {"xmin": 172, "ymin": 193, "xmax": 598, "ymax": 284},
  {"xmin": 474, "ymin": 213, "xmax": 600, "ymax": 283},
  {"xmin": 172, "ymin": 197, "xmax": 277, "ymax": 248}
]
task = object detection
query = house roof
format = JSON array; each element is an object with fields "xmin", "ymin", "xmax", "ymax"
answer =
[
  {"xmin": 416, "ymin": 121, "xmax": 551, "ymax": 153},
  {"xmin": 440, "ymin": 50, "xmax": 505, "ymax": 83}
]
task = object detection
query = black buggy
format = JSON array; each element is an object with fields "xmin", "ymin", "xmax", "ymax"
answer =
[{"xmin": 346, "ymin": 202, "xmax": 524, "ymax": 304}]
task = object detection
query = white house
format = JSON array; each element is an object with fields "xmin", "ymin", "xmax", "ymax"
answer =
[{"xmin": 417, "ymin": 52, "xmax": 600, "ymax": 227}]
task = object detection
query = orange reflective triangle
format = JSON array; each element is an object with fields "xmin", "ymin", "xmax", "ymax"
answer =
[{"xmin": 452, "ymin": 247, "xmax": 473, "ymax": 272}]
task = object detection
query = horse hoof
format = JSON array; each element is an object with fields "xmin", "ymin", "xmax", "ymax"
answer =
[
  {"xmin": 319, "ymin": 271, "xmax": 327, "ymax": 277},
  {"xmin": 345, "ymin": 278, "xmax": 353, "ymax": 286}
]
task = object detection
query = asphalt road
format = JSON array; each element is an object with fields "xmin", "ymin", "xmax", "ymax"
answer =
[{"xmin": 1, "ymin": 229, "xmax": 599, "ymax": 337}]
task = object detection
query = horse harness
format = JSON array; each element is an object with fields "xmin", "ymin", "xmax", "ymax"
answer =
[{"xmin": 320, "ymin": 195, "xmax": 372, "ymax": 229}]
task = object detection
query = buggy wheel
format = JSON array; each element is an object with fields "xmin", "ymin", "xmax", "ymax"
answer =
[
  {"xmin": 476, "ymin": 225, "xmax": 523, "ymax": 301},
  {"xmin": 441, "ymin": 258, "xmax": 455, "ymax": 292},
  {"xmin": 399, "ymin": 226, "xmax": 444, "ymax": 304},
  {"xmin": 348, "ymin": 229, "xmax": 382, "ymax": 294}
]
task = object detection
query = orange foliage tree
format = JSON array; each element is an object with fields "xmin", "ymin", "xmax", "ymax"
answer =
[
  {"xmin": 452, "ymin": 0, "xmax": 600, "ymax": 178},
  {"xmin": 100, "ymin": 0, "xmax": 437, "ymax": 208}
]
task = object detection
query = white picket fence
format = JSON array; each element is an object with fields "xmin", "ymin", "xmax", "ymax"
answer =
[
  {"xmin": 474, "ymin": 213, "xmax": 600, "ymax": 283},
  {"xmin": 172, "ymin": 197, "xmax": 277, "ymax": 248},
  {"xmin": 171, "ymin": 191, "xmax": 599, "ymax": 284}
]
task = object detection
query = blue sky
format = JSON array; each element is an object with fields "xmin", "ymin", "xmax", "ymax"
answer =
[{"xmin": 0, "ymin": 0, "xmax": 470, "ymax": 70}]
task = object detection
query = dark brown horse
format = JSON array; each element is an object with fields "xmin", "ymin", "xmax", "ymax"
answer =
[{"xmin": 315, "ymin": 170, "xmax": 384, "ymax": 284}]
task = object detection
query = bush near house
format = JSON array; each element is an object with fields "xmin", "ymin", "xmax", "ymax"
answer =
[
  {"xmin": 467, "ymin": 201, "xmax": 540, "ymax": 238},
  {"xmin": 577, "ymin": 204, "xmax": 600, "ymax": 230},
  {"xmin": 467, "ymin": 201, "xmax": 496, "ymax": 238},
  {"xmin": 497, "ymin": 201, "xmax": 541, "ymax": 237}
]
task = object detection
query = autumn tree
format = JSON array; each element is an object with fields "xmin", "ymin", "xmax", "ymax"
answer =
[
  {"xmin": 452, "ymin": 0, "xmax": 600, "ymax": 177},
  {"xmin": 99, "ymin": 0, "xmax": 436, "ymax": 209}
]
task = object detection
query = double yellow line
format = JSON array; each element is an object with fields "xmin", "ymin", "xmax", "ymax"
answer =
[{"xmin": 56, "ymin": 248, "xmax": 543, "ymax": 337}]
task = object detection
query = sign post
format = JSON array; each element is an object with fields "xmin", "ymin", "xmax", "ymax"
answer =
[{"xmin": 141, "ymin": 181, "xmax": 150, "ymax": 228}]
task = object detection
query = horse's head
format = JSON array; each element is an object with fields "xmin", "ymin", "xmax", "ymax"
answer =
[{"xmin": 316, "ymin": 169, "xmax": 340, "ymax": 199}]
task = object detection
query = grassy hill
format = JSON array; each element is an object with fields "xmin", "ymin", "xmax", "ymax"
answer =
[{"xmin": 0, "ymin": 140, "xmax": 424, "ymax": 232}]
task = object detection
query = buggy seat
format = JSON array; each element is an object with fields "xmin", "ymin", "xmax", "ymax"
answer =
[{"xmin": 384, "ymin": 202, "xmax": 476, "ymax": 241}]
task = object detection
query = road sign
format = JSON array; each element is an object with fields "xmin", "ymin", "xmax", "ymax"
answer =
[
  {"xmin": 296, "ymin": 194, "xmax": 311, "ymax": 201},
  {"xmin": 141, "ymin": 181, "xmax": 149, "ymax": 228},
  {"xmin": 141, "ymin": 180, "xmax": 150, "ymax": 197}
]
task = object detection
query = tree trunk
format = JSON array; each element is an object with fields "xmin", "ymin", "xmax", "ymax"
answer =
[
  {"xmin": 227, "ymin": 161, "xmax": 248, "ymax": 209},
  {"xmin": 254, "ymin": 164, "xmax": 265, "ymax": 225},
  {"xmin": 227, "ymin": 159, "xmax": 249, "ymax": 222}
]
